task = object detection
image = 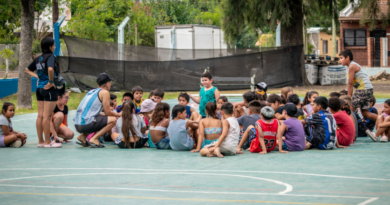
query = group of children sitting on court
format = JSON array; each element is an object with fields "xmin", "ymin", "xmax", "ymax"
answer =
[{"xmin": 2, "ymin": 74, "xmax": 390, "ymax": 154}]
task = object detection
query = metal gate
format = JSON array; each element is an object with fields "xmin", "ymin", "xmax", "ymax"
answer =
[{"xmin": 370, "ymin": 29, "xmax": 386, "ymax": 67}]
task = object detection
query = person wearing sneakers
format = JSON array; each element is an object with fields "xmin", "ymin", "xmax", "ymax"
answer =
[
  {"xmin": 367, "ymin": 99, "xmax": 390, "ymax": 142},
  {"xmin": 339, "ymin": 50, "xmax": 378, "ymax": 125},
  {"xmin": 0, "ymin": 102, "xmax": 27, "ymax": 148},
  {"xmin": 74, "ymin": 73, "xmax": 121, "ymax": 148}
]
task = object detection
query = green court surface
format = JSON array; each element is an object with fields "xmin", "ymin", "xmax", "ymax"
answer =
[{"xmin": 0, "ymin": 99, "xmax": 389, "ymax": 205}]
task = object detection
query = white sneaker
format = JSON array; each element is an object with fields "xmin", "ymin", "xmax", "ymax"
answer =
[
  {"xmin": 10, "ymin": 140, "xmax": 22, "ymax": 148},
  {"xmin": 380, "ymin": 135, "xmax": 388, "ymax": 142},
  {"xmin": 366, "ymin": 130, "xmax": 377, "ymax": 142},
  {"xmin": 44, "ymin": 141, "xmax": 62, "ymax": 148}
]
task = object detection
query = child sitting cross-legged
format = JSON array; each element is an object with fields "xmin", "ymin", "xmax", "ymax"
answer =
[
  {"xmin": 111, "ymin": 100, "xmax": 148, "ymax": 149},
  {"xmin": 178, "ymin": 92, "xmax": 201, "ymax": 122},
  {"xmin": 168, "ymin": 105, "xmax": 199, "ymax": 151},
  {"xmin": 366, "ymin": 99, "xmax": 390, "ymax": 142},
  {"xmin": 132, "ymin": 86, "xmax": 144, "ymax": 114},
  {"xmin": 200, "ymin": 102, "xmax": 239, "ymax": 157},
  {"xmin": 301, "ymin": 96, "xmax": 337, "ymax": 150},
  {"xmin": 149, "ymin": 102, "xmax": 170, "ymax": 149},
  {"xmin": 328, "ymin": 98, "xmax": 354, "ymax": 148},
  {"xmin": 236, "ymin": 100, "xmax": 263, "ymax": 152},
  {"xmin": 277, "ymin": 104, "xmax": 306, "ymax": 152},
  {"xmin": 237, "ymin": 106, "xmax": 278, "ymax": 154},
  {"xmin": 0, "ymin": 102, "xmax": 27, "ymax": 148},
  {"xmin": 191, "ymin": 102, "xmax": 222, "ymax": 152}
]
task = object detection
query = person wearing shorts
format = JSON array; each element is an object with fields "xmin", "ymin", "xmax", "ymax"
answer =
[
  {"xmin": 50, "ymin": 91, "xmax": 74, "ymax": 143},
  {"xmin": 339, "ymin": 50, "xmax": 377, "ymax": 122},
  {"xmin": 74, "ymin": 73, "xmax": 121, "ymax": 148},
  {"xmin": 25, "ymin": 37, "xmax": 61, "ymax": 148}
]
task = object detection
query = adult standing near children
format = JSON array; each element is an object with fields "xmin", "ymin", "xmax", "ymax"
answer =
[
  {"xmin": 74, "ymin": 73, "xmax": 121, "ymax": 148},
  {"xmin": 25, "ymin": 37, "xmax": 62, "ymax": 148}
]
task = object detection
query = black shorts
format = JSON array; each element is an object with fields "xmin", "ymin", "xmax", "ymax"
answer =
[
  {"xmin": 36, "ymin": 88, "xmax": 57, "ymax": 102},
  {"xmin": 75, "ymin": 116, "xmax": 108, "ymax": 134},
  {"xmin": 117, "ymin": 138, "xmax": 148, "ymax": 149}
]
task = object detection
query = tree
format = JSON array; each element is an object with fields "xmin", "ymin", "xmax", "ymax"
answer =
[
  {"xmin": 17, "ymin": 0, "xmax": 36, "ymax": 109},
  {"xmin": 0, "ymin": 0, "xmax": 21, "ymax": 42},
  {"xmin": 353, "ymin": 0, "xmax": 390, "ymax": 30},
  {"xmin": 0, "ymin": 47, "xmax": 15, "ymax": 79}
]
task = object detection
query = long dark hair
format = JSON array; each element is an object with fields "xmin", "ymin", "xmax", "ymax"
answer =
[
  {"xmin": 151, "ymin": 102, "xmax": 170, "ymax": 125},
  {"xmin": 303, "ymin": 91, "xmax": 319, "ymax": 105},
  {"xmin": 41, "ymin": 37, "xmax": 55, "ymax": 54},
  {"xmin": 205, "ymin": 102, "xmax": 218, "ymax": 119},
  {"xmin": 121, "ymin": 100, "xmax": 139, "ymax": 148}
]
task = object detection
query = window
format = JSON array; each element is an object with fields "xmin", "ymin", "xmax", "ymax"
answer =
[
  {"xmin": 336, "ymin": 40, "xmax": 338, "ymax": 54},
  {"xmin": 344, "ymin": 29, "xmax": 366, "ymax": 46},
  {"xmin": 323, "ymin": 40, "xmax": 328, "ymax": 54}
]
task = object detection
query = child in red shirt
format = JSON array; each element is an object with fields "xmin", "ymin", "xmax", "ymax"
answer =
[
  {"xmin": 250, "ymin": 106, "xmax": 279, "ymax": 154},
  {"xmin": 328, "ymin": 98, "xmax": 355, "ymax": 147}
]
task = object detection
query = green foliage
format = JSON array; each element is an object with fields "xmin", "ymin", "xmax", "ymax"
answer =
[
  {"xmin": 32, "ymin": 40, "xmax": 42, "ymax": 55},
  {"xmin": 0, "ymin": 48, "xmax": 14, "ymax": 61},
  {"xmin": 0, "ymin": 0, "xmax": 21, "ymax": 41}
]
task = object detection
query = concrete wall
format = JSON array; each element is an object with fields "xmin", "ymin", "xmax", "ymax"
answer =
[
  {"xmin": 318, "ymin": 32, "xmax": 340, "ymax": 56},
  {"xmin": 0, "ymin": 77, "xmax": 37, "ymax": 99},
  {"xmin": 339, "ymin": 21, "xmax": 390, "ymax": 66}
]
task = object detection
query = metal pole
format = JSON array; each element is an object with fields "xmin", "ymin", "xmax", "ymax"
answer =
[
  {"xmin": 53, "ymin": 15, "xmax": 66, "ymax": 56},
  {"xmin": 118, "ymin": 17, "xmax": 130, "ymax": 89},
  {"xmin": 332, "ymin": 1, "xmax": 337, "ymax": 58},
  {"xmin": 135, "ymin": 25, "xmax": 138, "ymax": 46}
]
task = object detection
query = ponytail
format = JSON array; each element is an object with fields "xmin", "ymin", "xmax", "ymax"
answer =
[
  {"xmin": 280, "ymin": 95, "xmax": 287, "ymax": 104},
  {"xmin": 303, "ymin": 91, "xmax": 318, "ymax": 105},
  {"xmin": 339, "ymin": 99, "xmax": 351, "ymax": 115},
  {"xmin": 121, "ymin": 100, "xmax": 138, "ymax": 148}
]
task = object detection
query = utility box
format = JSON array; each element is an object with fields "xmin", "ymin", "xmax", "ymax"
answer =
[{"xmin": 155, "ymin": 25, "xmax": 228, "ymax": 50}]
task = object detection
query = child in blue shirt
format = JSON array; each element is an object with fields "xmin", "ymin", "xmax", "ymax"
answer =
[
  {"xmin": 178, "ymin": 93, "xmax": 201, "ymax": 122},
  {"xmin": 301, "ymin": 96, "xmax": 336, "ymax": 150},
  {"xmin": 115, "ymin": 92, "xmax": 133, "ymax": 113},
  {"xmin": 188, "ymin": 72, "xmax": 220, "ymax": 118}
]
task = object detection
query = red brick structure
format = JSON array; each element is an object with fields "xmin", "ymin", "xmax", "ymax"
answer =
[{"xmin": 339, "ymin": 1, "xmax": 390, "ymax": 67}]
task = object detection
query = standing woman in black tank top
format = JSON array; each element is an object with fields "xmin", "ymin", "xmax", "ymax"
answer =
[{"xmin": 25, "ymin": 37, "xmax": 62, "ymax": 148}]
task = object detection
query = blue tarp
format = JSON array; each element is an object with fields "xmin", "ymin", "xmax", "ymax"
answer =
[{"xmin": 0, "ymin": 78, "xmax": 37, "ymax": 99}]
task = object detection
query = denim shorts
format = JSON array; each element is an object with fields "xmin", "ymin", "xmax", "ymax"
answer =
[
  {"xmin": 153, "ymin": 136, "xmax": 171, "ymax": 149},
  {"xmin": 282, "ymin": 141, "xmax": 290, "ymax": 151}
]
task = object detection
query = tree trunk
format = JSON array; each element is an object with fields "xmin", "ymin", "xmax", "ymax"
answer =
[
  {"xmin": 52, "ymin": 0, "xmax": 59, "ymax": 27},
  {"xmin": 280, "ymin": 0, "xmax": 309, "ymax": 85},
  {"xmin": 17, "ymin": 0, "xmax": 35, "ymax": 109}
]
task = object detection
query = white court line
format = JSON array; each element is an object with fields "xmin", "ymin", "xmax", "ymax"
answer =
[
  {"xmin": 0, "ymin": 172, "xmax": 292, "ymax": 195},
  {"xmin": 0, "ymin": 184, "xmax": 373, "ymax": 200},
  {"xmin": 358, "ymin": 197, "xmax": 379, "ymax": 205},
  {"xmin": 1, "ymin": 168, "xmax": 389, "ymax": 182}
]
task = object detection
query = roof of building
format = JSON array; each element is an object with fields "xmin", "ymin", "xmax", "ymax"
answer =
[{"xmin": 339, "ymin": 1, "xmax": 389, "ymax": 21}]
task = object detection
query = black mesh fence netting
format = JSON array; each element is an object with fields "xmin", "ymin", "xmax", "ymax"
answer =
[{"xmin": 58, "ymin": 36, "xmax": 303, "ymax": 91}]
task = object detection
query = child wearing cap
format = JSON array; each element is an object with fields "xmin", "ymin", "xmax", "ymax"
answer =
[
  {"xmin": 277, "ymin": 104, "xmax": 306, "ymax": 152},
  {"xmin": 139, "ymin": 99, "xmax": 156, "ymax": 129},
  {"xmin": 301, "ymin": 96, "xmax": 337, "ymax": 150},
  {"xmin": 132, "ymin": 86, "xmax": 144, "ymax": 114},
  {"xmin": 243, "ymin": 106, "xmax": 279, "ymax": 154},
  {"xmin": 200, "ymin": 102, "xmax": 239, "ymax": 157}
]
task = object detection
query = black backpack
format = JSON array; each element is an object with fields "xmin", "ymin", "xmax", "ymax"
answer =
[{"xmin": 36, "ymin": 53, "xmax": 65, "ymax": 88}]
